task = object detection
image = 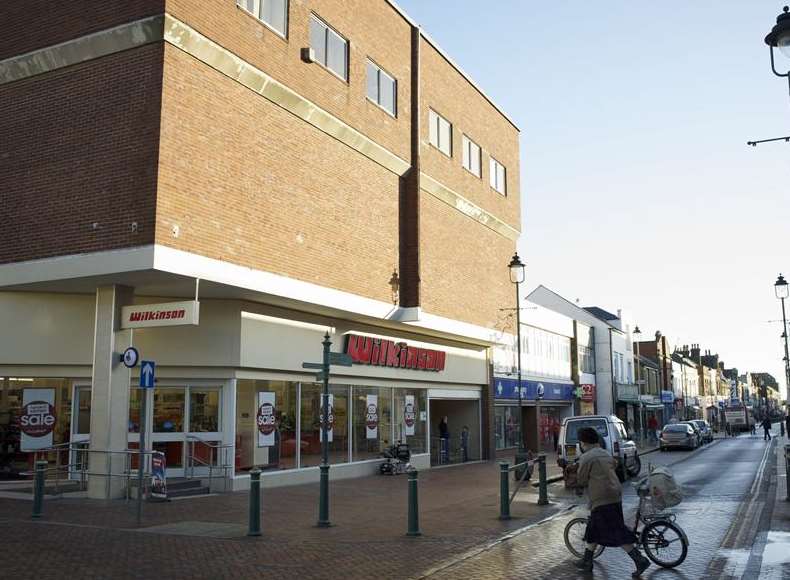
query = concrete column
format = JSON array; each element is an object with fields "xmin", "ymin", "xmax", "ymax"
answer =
[{"xmin": 88, "ymin": 285, "xmax": 133, "ymax": 499}]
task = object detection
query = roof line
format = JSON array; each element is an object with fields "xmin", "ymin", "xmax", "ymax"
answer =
[
  {"xmin": 528, "ymin": 285, "xmax": 623, "ymax": 333},
  {"xmin": 384, "ymin": 0, "xmax": 520, "ymax": 132}
]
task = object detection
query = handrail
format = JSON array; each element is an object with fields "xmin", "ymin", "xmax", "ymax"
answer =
[{"xmin": 186, "ymin": 436, "xmax": 233, "ymax": 493}]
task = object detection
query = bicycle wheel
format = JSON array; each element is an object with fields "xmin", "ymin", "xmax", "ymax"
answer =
[
  {"xmin": 641, "ymin": 519, "xmax": 688, "ymax": 568},
  {"xmin": 563, "ymin": 518, "xmax": 605, "ymax": 559}
]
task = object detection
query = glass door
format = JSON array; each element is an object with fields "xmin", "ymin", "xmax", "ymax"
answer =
[{"xmin": 69, "ymin": 385, "xmax": 91, "ymax": 479}]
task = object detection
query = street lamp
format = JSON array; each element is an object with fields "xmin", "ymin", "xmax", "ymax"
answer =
[
  {"xmin": 775, "ymin": 274, "xmax": 790, "ymax": 402},
  {"xmin": 765, "ymin": 6, "xmax": 790, "ymax": 96},
  {"xmin": 749, "ymin": 7, "xmax": 790, "ymax": 146},
  {"xmin": 508, "ymin": 253, "xmax": 526, "ymax": 459}
]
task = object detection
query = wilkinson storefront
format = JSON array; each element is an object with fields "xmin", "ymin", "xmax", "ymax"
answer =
[{"xmin": 0, "ymin": 294, "xmax": 487, "ymax": 490}]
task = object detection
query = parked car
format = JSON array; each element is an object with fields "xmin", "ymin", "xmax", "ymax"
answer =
[
  {"xmin": 556, "ymin": 415, "xmax": 641, "ymax": 480},
  {"xmin": 680, "ymin": 421, "xmax": 704, "ymax": 447},
  {"xmin": 690, "ymin": 419, "xmax": 713, "ymax": 443},
  {"xmin": 660, "ymin": 423, "xmax": 698, "ymax": 451}
]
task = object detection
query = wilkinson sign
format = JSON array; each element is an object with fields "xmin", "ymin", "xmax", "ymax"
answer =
[
  {"xmin": 121, "ymin": 301, "xmax": 199, "ymax": 329},
  {"xmin": 345, "ymin": 334, "xmax": 446, "ymax": 372}
]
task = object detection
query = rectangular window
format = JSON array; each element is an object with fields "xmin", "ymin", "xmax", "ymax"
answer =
[
  {"xmin": 366, "ymin": 60, "xmax": 397, "ymax": 116},
  {"xmin": 238, "ymin": 0, "xmax": 289, "ymax": 37},
  {"xmin": 428, "ymin": 109, "xmax": 452, "ymax": 156},
  {"xmin": 310, "ymin": 14, "xmax": 348, "ymax": 81},
  {"xmin": 489, "ymin": 157, "xmax": 507, "ymax": 195},
  {"xmin": 462, "ymin": 135, "xmax": 481, "ymax": 177}
]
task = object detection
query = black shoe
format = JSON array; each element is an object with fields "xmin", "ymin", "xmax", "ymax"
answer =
[
  {"xmin": 575, "ymin": 549, "xmax": 594, "ymax": 572},
  {"xmin": 628, "ymin": 548, "xmax": 650, "ymax": 577}
]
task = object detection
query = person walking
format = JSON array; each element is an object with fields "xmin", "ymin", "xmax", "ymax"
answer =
[
  {"xmin": 574, "ymin": 427, "xmax": 651, "ymax": 576},
  {"xmin": 761, "ymin": 417, "xmax": 772, "ymax": 441},
  {"xmin": 438, "ymin": 416, "xmax": 450, "ymax": 464},
  {"xmin": 552, "ymin": 421, "xmax": 561, "ymax": 452},
  {"xmin": 785, "ymin": 414, "xmax": 790, "ymax": 439},
  {"xmin": 647, "ymin": 415, "xmax": 658, "ymax": 444}
]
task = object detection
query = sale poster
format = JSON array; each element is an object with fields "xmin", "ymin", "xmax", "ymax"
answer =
[
  {"xmin": 20, "ymin": 388, "xmax": 56, "ymax": 451},
  {"xmin": 404, "ymin": 395, "xmax": 416, "ymax": 436},
  {"xmin": 150, "ymin": 451, "xmax": 168, "ymax": 500},
  {"xmin": 319, "ymin": 394, "xmax": 334, "ymax": 443},
  {"xmin": 365, "ymin": 394, "xmax": 378, "ymax": 439},
  {"xmin": 257, "ymin": 392, "xmax": 276, "ymax": 447}
]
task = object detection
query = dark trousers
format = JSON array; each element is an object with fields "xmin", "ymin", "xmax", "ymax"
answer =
[{"xmin": 764, "ymin": 428, "xmax": 771, "ymax": 441}]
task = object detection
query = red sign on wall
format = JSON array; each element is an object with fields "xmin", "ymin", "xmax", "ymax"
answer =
[
  {"xmin": 345, "ymin": 335, "xmax": 446, "ymax": 372},
  {"xmin": 581, "ymin": 384, "xmax": 595, "ymax": 402}
]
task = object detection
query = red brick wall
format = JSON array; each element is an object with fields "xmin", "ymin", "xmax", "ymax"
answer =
[
  {"xmin": 0, "ymin": 1, "xmax": 164, "ymax": 61},
  {"xmin": 164, "ymin": 0, "xmax": 412, "ymax": 163},
  {"xmin": 0, "ymin": 44, "xmax": 163, "ymax": 264},
  {"xmin": 156, "ymin": 44, "xmax": 399, "ymax": 303},
  {"xmin": 419, "ymin": 37, "xmax": 520, "ymax": 231}
]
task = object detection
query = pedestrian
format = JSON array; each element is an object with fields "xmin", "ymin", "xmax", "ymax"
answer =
[
  {"xmin": 725, "ymin": 423, "xmax": 732, "ymax": 438},
  {"xmin": 460, "ymin": 425, "xmax": 469, "ymax": 462},
  {"xmin": 761, "ymin": 417, "xmax": 772, "ymax": 441},
  {"xmin": 574, "ymin": 427, "xmax": 650, "ymax": 576},
  {"xmin": 552, "ymin": 421, "xmax": 561, "ymax": 452},
  {"xmin": 438, "ymin": 416, "xmax": 450, "ymax": 463},
  {"xmin": 781, "ymin": 420, "xmax": 785, "ymax": 438},
  {"xmin": 785, "ymin": 415, "xmax": 790, "ymax": 439},
  {"xmin": 647, "ymin": 415, "xmax": 658, "ymax": 444}
]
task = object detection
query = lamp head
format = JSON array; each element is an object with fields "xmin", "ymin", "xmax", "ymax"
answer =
[
  {"xmin": 765, "ymin": 6, "xmax": 790, "ymax": 59},
  {"xmin": 508, "ymin": 253, "xmax": 525, "ymax": 284},
  {"xmin": 776, "ymin": 274, "xmax": 789, "ymax": 299}
]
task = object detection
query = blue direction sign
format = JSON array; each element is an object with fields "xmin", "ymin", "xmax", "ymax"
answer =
[{"xmin": 140, "ymin": 360, "xmax": 156, "ymax": 388}]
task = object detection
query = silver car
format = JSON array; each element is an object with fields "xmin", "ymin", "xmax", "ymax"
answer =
[{"xmin": 660, "ymin": 423, "xmax": 698, "ymax": 451}]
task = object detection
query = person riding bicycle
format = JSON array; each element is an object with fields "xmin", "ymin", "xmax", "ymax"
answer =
[{"xmin": 575, "ymin": 427, "xmax": 650, "ymax": 576}]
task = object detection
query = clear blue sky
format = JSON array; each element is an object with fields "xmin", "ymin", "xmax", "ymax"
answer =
[{"xmin": 397, "ymin": 0, "xmax": 790, "ymax": 399}]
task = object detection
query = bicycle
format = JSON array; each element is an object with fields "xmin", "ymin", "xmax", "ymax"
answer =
[{"xmin": 564, "ymin": 479, "xmax": 688, "ymax": 568}]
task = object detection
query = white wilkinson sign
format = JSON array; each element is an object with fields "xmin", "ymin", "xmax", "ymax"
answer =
[{"xmin": 121, "ymin": 301, "xmax": 200, "ymax": 329}]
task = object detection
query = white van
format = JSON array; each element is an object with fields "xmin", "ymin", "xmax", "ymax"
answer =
[{"xmin": 557, "ymin": 415, "xmax": 641, "ymax": 480}]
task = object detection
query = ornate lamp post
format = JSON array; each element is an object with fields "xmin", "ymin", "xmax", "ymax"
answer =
[
  {"xmin": 774, "ymin": 274, "xmax": 790, "ymax": 405},
  {"xmin": 633, "ymin": 325, "xmax": 643, "ymax": 442},
  {"xmin": 508, "ymin": 253, "xmax": 527, "ymax": 461}
]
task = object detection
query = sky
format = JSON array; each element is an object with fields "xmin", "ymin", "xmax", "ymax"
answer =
[{"xmin": 396, "ymin": 1, "xmax": 790, "ymax": 400}]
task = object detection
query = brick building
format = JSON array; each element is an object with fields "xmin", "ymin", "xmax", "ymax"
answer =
[{"xmin": 0, "ymin": 0, "xmax": 521, "ymax": 495}]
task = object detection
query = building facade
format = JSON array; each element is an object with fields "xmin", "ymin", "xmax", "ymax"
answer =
[{"xmin": 0, "ymin": 0, "xmax": 521, "ymax": 495}]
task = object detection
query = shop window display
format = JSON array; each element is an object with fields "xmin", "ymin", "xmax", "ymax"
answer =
[
  {"xmin": 352, "ymin": 386, "xmax": 392, "ymax": 461},
  {"xmin": 393, "ymin": 389, "xmax": 426, "ymax": 454},
  {"xmin": 153, "ymin": 388, "xmax": 185, "ymax": 432},
  {"xmin": 300, "ymin": 384, "xmax": 348, "ymax": 467}
]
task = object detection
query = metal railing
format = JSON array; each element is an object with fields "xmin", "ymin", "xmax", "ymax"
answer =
[
  {"xmin": 430, "ymin": 436, "xmax": 473, "ymax": 465},
  {"xmin": 23, "ymin": 443, "xmax": 155, "ymax": 501},
  {"xmin": 186, "ymin": 435, "xmax": 233, "ymax": 492}
]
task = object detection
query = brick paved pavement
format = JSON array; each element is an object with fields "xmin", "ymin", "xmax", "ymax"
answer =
[
  {"xmin": 0, "ymin": 461, "xmax": 562, "ymax": 579},
  {"xmin": 424, "ymin": 435, "xmax": 774, "ymax": 580}
]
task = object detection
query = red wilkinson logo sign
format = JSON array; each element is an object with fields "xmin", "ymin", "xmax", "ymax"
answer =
[
  {"xmin": 345, "ymin": 334, "xmax": 446, "ymax": 372},
  {"xmin": 121, "ymin": 301, "xmax": 200, "ymax": 329}
]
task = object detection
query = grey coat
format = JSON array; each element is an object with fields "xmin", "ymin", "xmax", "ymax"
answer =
[{"xmin": 576, "ymin": 446, "xmax": 622, "ymax": 510}]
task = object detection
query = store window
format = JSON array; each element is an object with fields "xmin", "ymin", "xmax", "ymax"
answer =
[
  {"xmin": 153, "ymin": 388, "xmax": 185, "ymax": 432},
  {"xmin": 494, "ymin": 406, "xmax": 520, "ymax": 450},
  {"xmin": 352, "ymin": 386, "xmax": 392, "ymax": 461},
  {"xmin": 236, "ymin": 380, "xmax": 298, "ymax": 472},
  {"xmin": 189, "ymin": 389, "xmax": 220, "ymax": 432},
  {"xmin": 393, "ymin": 389, "xmax": 426, "ymax": 454},
  {"xmin": 301, "ymin": 384, "xmax": 348, "ymax": 467},
  {"xmin": 129, "ymin": 388, "xmax": 142, "ymax": 433}
]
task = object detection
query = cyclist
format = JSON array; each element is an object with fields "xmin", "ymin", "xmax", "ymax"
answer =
[{"xmin": 575, "ymin": 427, "xmax": 650, "ymax": 576}]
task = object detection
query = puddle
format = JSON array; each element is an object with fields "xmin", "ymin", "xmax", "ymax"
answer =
[{"xmin": 761, "ymin": 531, "xmax": 790, "ymax": 566}]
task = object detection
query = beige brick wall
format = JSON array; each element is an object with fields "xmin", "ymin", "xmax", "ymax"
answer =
[
  {"xmin": 165, "ymin": 0, "xmax": 412, "ymax": 162},
  {"xmin": 419, "ymin": 37, "xmax": 521, "ymax": 231},
  {"xmin": 156, "ymin": 44, "xmax": 399, "ymax": 303},
  {"xmin": 419, "ymin": 193, "xmax": 513, "ymax": 330}
]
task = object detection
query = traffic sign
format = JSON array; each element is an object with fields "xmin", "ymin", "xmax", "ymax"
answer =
[
  {"xmin": 302, "ymin": 362, "xmax": 324, "ymax": 369},
  {"xmin": 140, "ymin": 360, "xmax": 156, "ymax": 388},
  {"xmin": 121, "ymin": 347, "xmax": 140, "ymax": 368}
]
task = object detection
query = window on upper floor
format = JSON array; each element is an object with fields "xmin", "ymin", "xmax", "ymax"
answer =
[
  {"xmin": 366, "ymin": 60, "xmax": 397, "ymax": 116},
  {"xmin": 428, "ymin": 109, "xmax": 452, "ymax": 157},
  {"xmin": 310, "ymin": 14, "xmax": 348, "ymax": 81},
  {"xmin": 238, "ymin": 0, "xmax": 289, "ymax": 37},
  {"xmin": 462, "ymin": 135, "xmax": 481, "ymax": 177},
  {"xmin": 490, "ymin": 157, "xmax": 507, "ymax": 195}
]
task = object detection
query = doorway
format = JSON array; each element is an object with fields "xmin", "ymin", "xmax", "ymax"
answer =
[{"xmin": 428, "ymin": 398, "xmax": 480, "ymax": 466}]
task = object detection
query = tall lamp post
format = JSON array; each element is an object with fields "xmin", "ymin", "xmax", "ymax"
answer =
[
  {"xmin": 774, "ymin": 274, "xmax": 790, "ymax": 405},
  {"xmin": 508, "ymin": 253, "xmax": 527, "ymax": 465},
  {"xmin": 765, "ymin": 6, "xmax": 790, "ymax": 98}
]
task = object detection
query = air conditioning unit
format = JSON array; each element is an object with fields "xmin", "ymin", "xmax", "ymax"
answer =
[{"xmin": 301, "ymin": 47, "xmax": 315, "ymax": 63}]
